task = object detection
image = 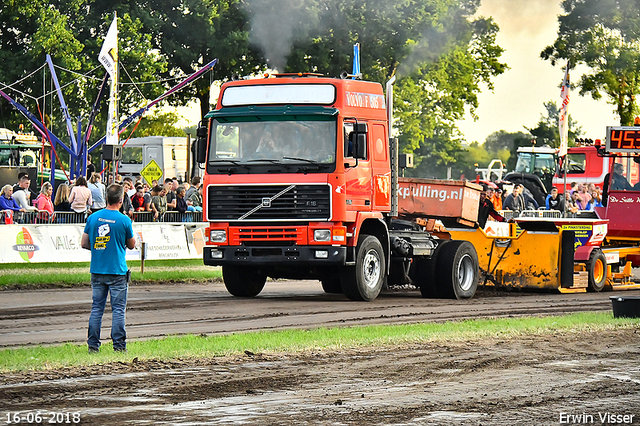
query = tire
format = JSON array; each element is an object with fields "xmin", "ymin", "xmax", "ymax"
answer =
[
  {"xmin": 321, "ymin": 275, "xmax": 343, "ymax": 294},
  {"xmin": 340, "ymin": 234, "xmax": 385, "ymax": 301},
  {"xmin": 222, "ymin": 265, "xmax": 267, "ymax": 297},
  {"xmin": 411, "ymin": 257, "xmax": 438, "ymax": 298},
  {"xmin": 436, "ymin": 241, "xmax": 479, "ymax": 299},
  {"xmin": 586, "ymin": 249, "xmax": 607, "ymax": 292}
]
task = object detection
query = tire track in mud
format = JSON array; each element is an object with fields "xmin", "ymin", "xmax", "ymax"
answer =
[
  {"xmin": 2, "ymin": 329, "xmax": 639, "ymax": 425},
  {"xmin": 1, "ymin": 282, "xmax": 639, "ymax": 348}
]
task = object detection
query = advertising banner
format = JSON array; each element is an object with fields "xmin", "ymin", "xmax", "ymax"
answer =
[{"xmin": 0, "ymin": 223, "xmax": 208, "ymax": 263}]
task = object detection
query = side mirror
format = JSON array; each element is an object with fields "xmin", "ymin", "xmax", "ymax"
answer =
[
  {"xmin": 347, "ymin": 122, "xmax": 368, "ymax": 160},
  {"xmin": 194, "ymin": 121, "xmax": 208, "ymax": 163},
  {"xmin": 356, "ymin": 134, "xmax": 367, "ymax": 159},
  {"xmin": 196, "ymin": 121, "xmax": 208, "ymax": 139}
]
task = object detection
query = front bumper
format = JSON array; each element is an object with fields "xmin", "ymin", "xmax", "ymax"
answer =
[{"xmin": 204, "ymin": 245, "xmax": 347, "ymax": 266}]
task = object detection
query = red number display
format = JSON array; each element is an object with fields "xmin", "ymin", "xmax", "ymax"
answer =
[{"xmin": 607, "ymin": 127, "xmax": 640, "ymax": 152}]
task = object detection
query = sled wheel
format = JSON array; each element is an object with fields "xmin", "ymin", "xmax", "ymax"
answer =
[{"xmin": 586, "ymin": 249, "xmax": 607, "ymax": 292}]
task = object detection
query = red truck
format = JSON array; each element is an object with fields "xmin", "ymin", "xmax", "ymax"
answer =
[{"xmin": 194, "ymin": 73, "xmax": 481, "ymax": 301}]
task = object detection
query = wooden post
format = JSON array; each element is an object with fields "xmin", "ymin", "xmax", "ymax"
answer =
[{"xmin": 140, "ymin": 241, "xmax": 146, "ymax": 274}]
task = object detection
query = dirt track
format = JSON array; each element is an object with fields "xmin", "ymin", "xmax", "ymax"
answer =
[
  {"xmin": 1, "ymin": 282, "xmax": 640, "ymax": 425},
  {"xmin": 1, "ymin": 328, "xmax": 639, "ymax": 425},
  {"xmin": 2, "ymin": 281, "xmax": 639, "ymax": 348}
]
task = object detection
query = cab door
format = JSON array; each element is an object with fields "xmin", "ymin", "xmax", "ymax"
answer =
[{"xmin": 343, "ymin": 121, "xmax": 372, "ymax": 213}]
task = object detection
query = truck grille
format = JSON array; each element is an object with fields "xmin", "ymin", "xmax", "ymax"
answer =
[{"xmin": 207, "ymin": 184, "xmax": 331, "ymax": 221}]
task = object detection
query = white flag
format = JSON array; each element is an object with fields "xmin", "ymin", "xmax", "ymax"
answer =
[
  {"xmin": 99, "ymin": 16, "xmax": 119, "ymax": 146},
  {"xmin": 98, "ymin": 17, "xmax": 118, "ymax": 79},
  {"xmin": 558, "ymin": 62, "xmax": 570, "ymax": 157}
]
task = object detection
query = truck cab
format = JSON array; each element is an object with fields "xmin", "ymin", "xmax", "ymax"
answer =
[{"xmin": 199, "ymin": 75, "xmax": 392, "ymax": 300}]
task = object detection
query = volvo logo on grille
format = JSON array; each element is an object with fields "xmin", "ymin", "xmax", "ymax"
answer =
[{"xmin": 262, "ymin": 198, "xmax": 272, "ymax": 207}]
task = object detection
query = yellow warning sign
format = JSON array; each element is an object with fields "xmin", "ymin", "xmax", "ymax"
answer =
[{"xmin": 140, "ymin": 159, "xmax": 163, "ymax": 185}]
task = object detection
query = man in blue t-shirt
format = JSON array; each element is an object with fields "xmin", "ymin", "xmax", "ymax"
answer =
[{"xmin": 81, "ymin": 184, "xmax": 136, "ymax": 353}]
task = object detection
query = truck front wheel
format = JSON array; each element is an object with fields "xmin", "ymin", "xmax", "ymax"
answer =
[
  {"xmin": 321, "ymin": 274, "xmax": 343, "ymax": 294},
  {"xmin": 222, "ymin": 265, "xmax": 267, "ymax": 297},
  {"xmin": 340, "ymin": 234, "xmax": 385, "ymax": 301},
  {"xmin": 437, "ymin": 241, "xmax": 479, "ymax": 299}
]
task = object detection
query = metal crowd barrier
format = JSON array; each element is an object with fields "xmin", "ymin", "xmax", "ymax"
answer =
[
  {"xmin": 1, "ymin": 210, "xmax": 61, "ymax": 224},
  {"xmin": 132, "ymin": 211, "xmax": 155, "ymax": 222},
  {"xmin": 499, "ymin": 209, "xmax": 566, "ymax": 220},
  {"xmin": 0, "ymin": 209, "xmax": 205, "ymax": 224},
  {"xmin": 161, "ymin": 211, "xmax": 202, "ymax": 223},
  {"xmin": 132, "ymin": 210, "xmax": 202, "ymax": 222},
  {"xmin": 51, "ymin": 211, "xmax": 89, "ymax": 224}
]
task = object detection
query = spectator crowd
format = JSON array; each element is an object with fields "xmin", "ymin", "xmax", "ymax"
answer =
[
  {"xmin": 1, "ymin": 171, "xmax": 203, "ymax": 224},
  {"xmin": 482, "ymin": 180, "xmax": 606, "ymax": 219}
]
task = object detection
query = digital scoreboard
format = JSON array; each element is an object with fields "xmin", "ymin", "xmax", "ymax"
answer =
[{"xmin": 606, "ymin": 126, "xmax": 640, "ymax": 152}]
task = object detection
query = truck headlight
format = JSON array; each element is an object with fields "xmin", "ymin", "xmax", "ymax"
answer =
[
  {"xmin": 209, "ymin": 230, "xmax": 227, "ymax": 243},
  {"xmin": 314, "ymin": 229, "xmax": 331, "ymax": 242}
]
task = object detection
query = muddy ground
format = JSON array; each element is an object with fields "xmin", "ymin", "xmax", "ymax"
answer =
[{"xmin": 1, "ymin": 327, "xmax": 639, "ymax": 425}]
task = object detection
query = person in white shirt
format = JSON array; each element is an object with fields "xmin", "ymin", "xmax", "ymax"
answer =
[
  {"xmin": 88, "ymin": 172, "xmax": 106, "ymax": 212},
  {"xmin": 12, "ymin": 176, "xmax": 37, "ymax": 211}
]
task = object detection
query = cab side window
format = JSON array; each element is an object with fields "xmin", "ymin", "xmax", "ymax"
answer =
[
  {"xmin": 344, "ymin": 123, "xmax": 354, "ymax": 158},
  {"xmin": 343, "ymin": 122, "xmax": 368, "ymax": 160}
]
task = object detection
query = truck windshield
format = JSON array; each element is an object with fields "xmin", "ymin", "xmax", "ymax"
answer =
[
  {"xmin": 208, "ymin": 117, "xmax": 336, "ymax": 173},
  {"xmin": 0, "ymin": 146, "xmax": 39, "ymax": 167},
  {"xmin": 515, "ymin": 152, "xmax": 555, "ymax": 175},
  {"xmin": 122, "ymin": 147, "xmax": 143, "ymax": 165}
]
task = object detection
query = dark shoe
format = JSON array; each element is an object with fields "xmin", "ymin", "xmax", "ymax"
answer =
[
  {"xmin": 88, "ymin": 346, "xmax": 99, "ymax": 354},
  {"xmin": 114, "ymin": 347, "xmax": 127, "ymax": 353}
]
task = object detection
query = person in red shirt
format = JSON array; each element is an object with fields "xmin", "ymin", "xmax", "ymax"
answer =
[
  {"xmin": 34, "ymin": 181, "xmax": 55, "ymax": 222},
  {"xmin": 131, "ymin": 184, "xmax": 146, "ymax": 212}
]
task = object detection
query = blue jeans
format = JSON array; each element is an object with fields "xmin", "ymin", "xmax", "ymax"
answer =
[{"xmin": 88, "ymin": 273, "xmax": 129, "ymax": 350}]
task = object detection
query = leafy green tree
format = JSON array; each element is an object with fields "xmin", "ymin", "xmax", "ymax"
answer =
[
  {"xmin": 284, "ymin": 0, "xmax": 506, "ymax": 178},
  {"xmin": 0, "ymin": 2, "xmax": 167, "ymax": 146},
  {"xmin": 541, "ymin": 0, "xmax": 640, "ymax": 125},
  {"xmin": 484, "ymin": 130, "xmax": 528, "ymax": 156},
  {"xmin": 524, "ymin": 101, "xmax": 582, "ymax": 148},
  {"xmin": 119, "ymin": 0, "xmax": 264, "ymax": 120},
  {"xmin": 2, "ymin": 0, "xmax": 506, "ymax": 180},
  {"xmin": 129, "ymin": 111, "xmax": 186, "ymax": 137},
  {"xmin": 0, "ymin": 1, "xmax": 260, "ymax": 140}
]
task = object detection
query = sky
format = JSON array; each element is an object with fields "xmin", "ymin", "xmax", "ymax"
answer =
[
  {"xmin": 177, "ymin": 0, "xmax": 619, "ymax": 144},
  {"xmin": 457, "ymin": 0, "xmax": 617, "ymax": 144}
]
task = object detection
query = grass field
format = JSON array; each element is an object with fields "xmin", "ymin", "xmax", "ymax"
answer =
[
  {"xmin": 1, "ymin": 312, "xmax": 638, "ymax": 372},
  {"xmin": 0, "ymin": 260, "xmax": 221, "ymax": 288}
]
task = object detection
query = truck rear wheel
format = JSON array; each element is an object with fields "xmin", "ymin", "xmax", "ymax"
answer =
[
  {"xmin": 437, "ymin": 241, "xmax": 478, "ymax": 299},
  {"xmin": 340, "ymin": 234, "xmax": 385, "ymax": 301},
  {"xmin": 411, "ymin": 240, "xmax": 451, "ymax": 298},
  {"xmin": 222, "ymin": 265, "xmax": 267, "ymax": 297},
  {"xmin": 586, "ymin": 249, "xmax": 607, "ymax": 292}
]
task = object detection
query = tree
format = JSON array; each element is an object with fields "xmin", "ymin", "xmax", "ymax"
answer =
[
  {"xmin": 2, "ymin": 0, "xmax": 506, "ymax": 178},
  {"xmin": 541, "ymin": 0, "xmax": 640, "ymax": 125},
  {"xmin": 524, "ymin": 101, "xmax": 582, "ymax": 148},
  {"xmin": 120, "ymin": 0, "xmax": 265, "ymax": 120},
  {"xmin": 0, "ymin": 2, "xmax": 168, "ymax": 146},
  {"xmin": 0, "ymin": 1, "xmax": 262, "ymax": 140},
  {"xmin": 130, "ymin": 111, "xmax": 186, "ymax": 137},
  {"xmin": 484, "ymin": 130, "xmax": 528, "ymax": 155},
  {"xmin": 284, "ymin": 0, "xmax": 506, "ymax": 178}
]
